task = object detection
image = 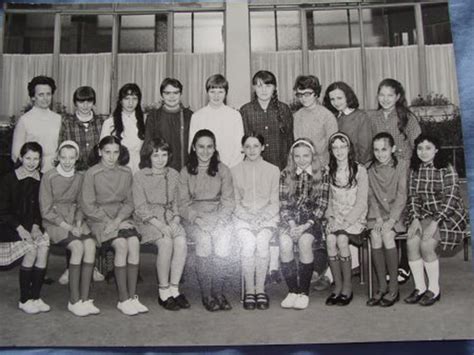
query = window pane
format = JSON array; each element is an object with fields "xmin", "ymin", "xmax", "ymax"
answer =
[
  {"xmin": 309, "ymin": 9, "xmax": 360, "ymax": 50},
  {"xmin": 194, "ymin": 12, "xmax": 224, "ymax": 53},
  {"xmin": 276, "ymin": 11, "xmax": 301, "ymax": 51},
  {"xmin": 61, "ymin": 15, "xmax": 113, "ymax": 54},
  {"xmin": 120, "ymin": 15, "xmax": 167, "ymax": 53},
  {"xmin": 4, "ymin": 13, "xmax": 55, "ymax": 54},
  {"xmin": 250, "ymin": 11, "xmax": 276, "ymax": 52},
  {"xmin": 422, "ymin": 4, "xmax": 452, "ymax": 45},
  {"xmin": 174, "ymin": 13, "xmax": 192, "ymax": 53}
]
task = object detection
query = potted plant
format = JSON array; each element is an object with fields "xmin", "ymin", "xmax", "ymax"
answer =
[{"xmin": 410, "ymin": 93, "xmax": 457, "ymax": 122}]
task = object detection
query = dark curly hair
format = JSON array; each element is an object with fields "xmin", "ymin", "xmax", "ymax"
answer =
[
  {"xmin": 410, "ymin": 134, "xmax": 448, "ymax": 171},
  {"xmin": 323, "ymin": 81, "xmax": 359, "ymax": 116},
  {"xmin": 112, "ymin": 83, "xmax": 145, "ymax": 141},
  {"xmin": 27, "ymin": 76, "xmax": 56, "ymax": 98}
]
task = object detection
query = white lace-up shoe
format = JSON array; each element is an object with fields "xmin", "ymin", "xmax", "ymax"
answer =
[
  {"xmin": 33, "ymin": 298, "xmax": 51, "ymax": 312},
  {"xmin": 117, "ymin": 299, "xmax": 139, "ymax": 316},
  {"xmin": 280, "ymin": 292, "xmax": 299, "ymax": 308},
  {"xmin": 19, "ymin": 300, "xmax": 40, "ymax": 314},
  {"xmin": 68, "ymin": 300, "xmax": 89, "ymax": 317},
  {"xmin": 83, "ymin": 299, "xmax": 100, "ymax": 315},
  {"xmin": 130, "ymin": 295, "xmax": 149, "ymax": 313},
  {"xmin": 293, "ymin": 294, "xmax": 309, "ymax": 310}
]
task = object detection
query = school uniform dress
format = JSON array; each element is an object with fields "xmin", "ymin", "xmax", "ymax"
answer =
[
  {"xmin": 100, "ymin": 113, "xmax": 143, "ymax": 174},
  {"xmin": 240, "ymin": 100, "xmax": 294, "ymax": 170},
  {"xmin": 0, "ymin": 168, "xmax": 45, "ymax": 265},
  {"xmin": 59, "ymin": 112, "xmax": 105, "ymax": 170},
  {"xmin": 326, "ymin": 165, "xmax": 368, "ymax": 236},
  {"xmin": 337, "ymin": 109, "xmax": 372, "ymax": 164},
  {"xmin": 133, "ymin": 167, "xmax": 185, "ymax": 244},
  {"xmin": 81, "ymin": 162, "xmax": 137, "ymax": 245},
  {"xmin": 407, "ymin": 163, "xmax": 468, "ymax": 250},
  {"xmin": 369, "ymin": 109, "xmax": 421, "ymax": 161},
  {"xmin": 143, "ymin": 106, "xmax": 193, "ymax": 171},
  {"xmin": 188, "ymin": 105, "xmax": 244, "ymax": 168},
  {"xmin": 367, "ymin": 160, "xmax": 408, "ymax": 232},
  {"xmin": 293, "ymin": 104, "xmax": 338, "ymax": 167},
  {"xmin": 39, "ymin": 168, "xmax": 90, "ymax": 245},
  {"xmin": 11, "ymin": 106, "xmax": 61, "ymax": 172},
  {"xmin": 231, "ymin": 157, "xmax": 280, "ymax": 232}
]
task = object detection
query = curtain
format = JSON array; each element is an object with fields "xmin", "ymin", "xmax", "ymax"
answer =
[{"xmin": 426, "ymin": 44, "xmax": 459, "ymax": 106}]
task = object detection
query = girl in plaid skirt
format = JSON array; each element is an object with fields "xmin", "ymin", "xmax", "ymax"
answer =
[
  {"xmin": 0, "ymin": 142, "xmax": 50, "ymax": 314},
  {"xmin": 405, "ymin": 134, "xmax": 468, "ymax": 306}
]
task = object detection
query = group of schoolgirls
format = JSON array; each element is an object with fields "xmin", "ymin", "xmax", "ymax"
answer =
[{"xmin": 0, "ymin": 71, "xmax": 468, "ymax": 319}]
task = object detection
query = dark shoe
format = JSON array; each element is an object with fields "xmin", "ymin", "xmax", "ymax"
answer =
[
  {"xmin": 366, "ymin": 290, "xmax": 387, "ymax": 307},
  {"xmin": 397, "ymin": 268, "xmax": 411, "ymax": 284},
  {"xmin": 418, "ymin": 290, "xmax": 440, "ymax": 306},
  {"xmin": 243, "ymin": 294, "xmax": 256, "ymax": 310},
  {"xmin": 380, "ymin": 291, "xmax": 400, "ymax": 307},
  {"xmin": 216, "ymin": 294, "xmax": 232, "ymax": 311},
  {"xmin": 158, "ymin": 296, "xmax": 180, "ymax": 311},
  {"xmin": 325, "ymin": 293, "xmax": 340, "ymax": 306},
  {"xmin": 43, "ymin": 276, "xmax": 55, "ymax": 285},
  {"xmin": 202, "ymin": 296, "xmax": 220, "ymax": 312},
  {"xmin": 404, "ymin": 289, "xmax": 426, "ymax": 304},
  {"xmin": 255, "ymin": 293, "xmax": 270, "ymax": 310},
  {"xmin": 174, "ymin": 294, "xmax": 190, "ymax": 309},
  {"xmin": 337, "ymin": 293, "xmax": 353, "ymax": 306},
  {"xmin": 313, "ymin": 275, "xmax": 331, "ymax": 291}
]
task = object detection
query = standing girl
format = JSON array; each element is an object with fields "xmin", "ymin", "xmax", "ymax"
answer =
[
  {"xmin": 240, "ymin": 71, "xmax": 294, "ymax": 170},
  {"xmin": 81, "ymin": 135, "xmax": 148, "ymax": 316},
  {"xmin": 405, "ymin": 134, "xmax": 468, "ymax": 306},
  {"xmin": 323, "ymin": 81, "xmax": 372, "ymax": 164},
  {"xmin": 279, "ymin": 138, "xmax": 329, "ymax": 310},
  {"xmin": 133, "ymin": 138, "xmax": 189, "ymax": 311},
  {"xmin": 179, "ymin": 129, "xmax": 235, "ymax": 312},
  {"xmin": 325, "ymin": 132, "xmax": 368, "ymax": 306},
  {"xmin": 0, "ymin": 142, "xmax": 50, "ymax": 314},
  {"xmin": 366, "ymin": 133, "xmax": 408, "ymax": 307},
  {"xmin": 101, "ymin": 83, "xmax": 145, "ymax": 174},
  {"xmin": 231, "ymin": 133, "xmax": 280, "ymax": 310},
  {"xmin": 40, "ymin": 141, "xmax": 99, "ymax": 316}
]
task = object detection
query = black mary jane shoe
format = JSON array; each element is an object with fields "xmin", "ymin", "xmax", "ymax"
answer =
[
  {"xmin": 379, "ymin": 291, "xmax": 400, "ymax": 307},
  {"xmin": 404, "ymin": 289, "xmax": 426, "ymax": 304},
  {"xmin": 255, "ymin": 293, "xmax": 270, "ymax": 310},
  {"xmin": 325, "ymin": 293, "xmax": 340, "ymax": 306},
  {"xmin": 216, "ymin": 294, "xmax": 232, "ymax": 311},
  {"xmin": 366, "ymin": 290, "xmax": 387, "ymax": 307},
  {"xmin": 337, "ymin": 293, "xmax": 353, "ymax": 306},
  {"xmin": 158, "ymin": 296, "xmax": 180, "ymax": 311},
  {"xmin": 418, "ymin": 290, "xmax": 440, "ymax": 306},
  {"xmin": 243, "ymin": 294, "xmax": 256, "ymax": 310},
  {"xmin": 202, "ymin": 296, "xmax": 220, "ymax": 312},
  {"xmin": 174, "ymin": 294, "xmax": 191, "ymax": 309}
]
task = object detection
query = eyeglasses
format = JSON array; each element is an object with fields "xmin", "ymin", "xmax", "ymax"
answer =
[
  {"xmin": 162, "ymin": 90, "xmax": 181, "ymax": 96},
  {"xmin": 295, "ymin": 91, "xmax": 314, "ymax": 99}
]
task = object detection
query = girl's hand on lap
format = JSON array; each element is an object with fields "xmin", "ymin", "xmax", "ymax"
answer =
[
  {"xmin": 374, "ymin": 218, "xmax": 384, "ymax": 234},
  {"xmin": 381, "ymin": 219, "xmax": 395, "ymax": 235},
  {"xmin": 17, "ymin": 226, "xmax": 32, "ymax": 242},
  {"xmin": 104, "ymin": 219, "xmax": 120, "ymax": 234},
  {"xmin": 407, "ymin": 219, "xmax": 421, "ymax": 239},
  {"xmin": 71, "ymin": 226, "xmax": 82, "ymax": 237}
]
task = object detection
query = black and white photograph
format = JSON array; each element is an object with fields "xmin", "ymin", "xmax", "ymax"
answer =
[{"xmin": 0, "ymin": 0, "xmax": 473, "ymax": 349}]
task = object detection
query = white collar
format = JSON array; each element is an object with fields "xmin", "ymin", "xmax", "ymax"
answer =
[
  {"xmin": 296, "ymin": 166, "xmax": 313, "ymax": 176},
  {"xmin": 56, "ymin": 164, "xmax": 75, "ymax": 178},
  {"xmin": 15, "ymin": 166, "xmax": 40, "ymax": 181}
]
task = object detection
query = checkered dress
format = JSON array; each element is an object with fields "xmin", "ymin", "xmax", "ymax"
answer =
[
  {"xmin": 0, "ymin": 241, "xmax": 31, "ymax": 266},
  {"xmin": 408, "ymin": 163, "xmax": 468, "ymax": 249}
]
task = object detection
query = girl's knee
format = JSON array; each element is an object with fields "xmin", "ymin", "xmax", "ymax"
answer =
[
  {"xmin": 68, "ymin": 240, "xmax": 84, "ymax": 260},
  {"xmin": 420, "ymin": 239, "xmax": 437, "ymax": 258},
  {"xmin": 255, "ymin": 239, "xmax": 270, "ymax": 259},
  {"xmin": 336, "ymin": 235, "xmax": 349, "ymax": 250},
  {"xmin": 298, "ymin": 233, "xmax": 314, "ymax": 251},
  {"xmin": 22, "ymin": 248, "xmax": 37, "ymax": 267},
  {"xmin": 382, "ymin": 233, "xmax": 396, "ymax": 249},
  {"xmin": 326, "ymin": 234, "xmax": 337, "ymax": 255},
  {"xmin": 113, "ymin": 238, "xmax": 128, "ymax": 257},
  {"xmin": 35, "ymin": 246, "xmax": 49, "ymax": 268},
  {"xmin": 279, "ymin": 234, "xmax": 293, "ymax": 254},
  {"xmin": 157, "ymin": 236, "xmax": 173, "ymax": 251},
  {"xmin": 173, "ymin": 236, "xmax": 187, "ymax": 253},
  {"xmin": 370, "ymin": 230, "xmax": 382, "ymax": 248}
]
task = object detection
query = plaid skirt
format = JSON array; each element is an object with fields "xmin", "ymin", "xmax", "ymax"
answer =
[{"xmin": 0, "ymin": 241, "xmax": 32, "ymax": 266}]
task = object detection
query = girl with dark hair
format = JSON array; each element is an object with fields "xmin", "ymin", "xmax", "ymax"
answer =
[
  {"xmin": 178, "ymin": 129, "xmax": 235, "ymax": 312},
  {"xmin": 279, "ymin": 138, "xmax": 329, "ymax": 310},
  {"xmin": 231, "ymin": 133, "xmax": 280, "ymax": 310},
  {"xmin": 81, "ymin": 135, "xmax": 148, "ymax": 316},
  {"xmin": 40, "ymin": 141, "xmax": 99, "ymax": 316},
  {"xmin": 101, "ymin": 83, "xmax": 146, "ymax": 174},
  {"xmin": 325, "ymin": 132, "xmax": 368, "ymax": 306},
  {"xmin": 323, "ymin": 81, "xmax": 372, "ymax": 164},
  {"xmin": 240, "ymin": 70, "xmax": 294, "ymax": 170},
  {"xmin": 133, "ymin": 138, "xmax": 189, "ymax": 311},
  {"xmin": 366, "ymin": 132, "xmax": 408, "ymax": 307},
  {"xmin": 0, "ymin": 142, "xmax": 51, "ymax": 314},
  {"xmin": 404, "ymin": 134, "xmax": 468, "ymax": 306}
]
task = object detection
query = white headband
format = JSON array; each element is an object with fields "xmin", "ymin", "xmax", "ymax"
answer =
[
  {"xmin": 291, "ymin": 139, "xmax": 315, "ymax": 153},
  {"xmin": 58, "ymin": 140, "xmax": 80, "ymax": 158}
]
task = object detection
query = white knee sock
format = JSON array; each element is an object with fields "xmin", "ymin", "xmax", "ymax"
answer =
[
  {"xmin": 423, "ymin": 259, "xmax": 440, "ymax": 296},
  {"xmin": 269, "ymin": 246, "xmax": 279, "ymax": 272},
  {"xmin": 350, "ymin": 245, "xmax": 359, "ymax": 269},
  {"xmin": 408, "ymin": 259, "xmax": 426, "ymax": 293},
  {"xmin": 324, "ymin": 267, "xmax": 334, "ymax": 283}
]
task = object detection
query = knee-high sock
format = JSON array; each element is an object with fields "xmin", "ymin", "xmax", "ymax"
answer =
[
  {"xmin": 127, "ymin": 263, "xmax": 139, "ymax": 297},
  {"xmin": 195, "ymin": 256, "xmax": 212, "ymax": 298},
  {"xmin": 114, "ymin": 266, "xmax": 129, "ymax": 302},
  {"xmin": 340, "ymin": 256, "xmax": 352, "ymax": 295},
  {"xmin": 268, "ymin": 245, "xmax": 279, "ymax": 272},
  {"xmin": 66, "ymin": 249, "xmax": 71, "ymax": 268},
  {"xmin": 399, "ymin": 240, "xmax": 409, "ymax": 271},
  {"xmin": 68, "ymin": 263, "xmax": 81, "ymax": 304},
  {"xmin": 372, "ymin": 248, "xmax": 387, "ymax": 292},
  {"xmin": 313, "ymin": 248, "xmax": 328, "ymax": 276},
  {"xmin": 212, "ymin": 256, "xmax": 230, "ymax": 295},
  {"xmin": 385, "ymin": 247, "xmax": 399, "ymax": 294},
  {"xmin": 408, "ymin": 259, "xmax": 426, "ymax": 293},
  {"xmin": 19, "ymin": 266, "xmax": 33, "ymax": 303},
  {"xmin": 423, "ymin": 259, "xmax": 440, "ymax": 295},
  {"xmin": 255, "ymin": 255, "xmax": 269, "ymax": 294},
  {"xmin": 280, "ymin": 259, "xmax": 298, "ymax": 294},
  {"xmin": 298, "ymin": 261, "xmax": 314, "ymax": 295},
  {"xmin": 242, "ymin": 255, "xmax": 256, "ymax": 294},
  {"xmin": 31, "ymin": 267, "xmax": 46, "ymax": 300},
  {"xmin": 328, "ymin": 256, "xmax": 342, "ymax": 294},
  {"xmin": 80, "ymin": 262, "xmax": 94, "ymax": 301}
]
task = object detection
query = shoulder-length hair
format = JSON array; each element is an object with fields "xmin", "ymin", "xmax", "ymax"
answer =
[
  {"xmin": 15, "ymin": 142, "xmax": 43, "ymax": 170},
  {"xmin": 322, "ymin": 81, "xmax": 359, "ymax": 116},
  {"xmin": 328, "ymin": 132, "xmax": 359, "ymax": 188},
  {"xmin": 410, "ymin": 134, "xmax": 448, "ymax": 171},
  {"xmin": 140, "ymin": 137, "xmax": 172, "ymax": 169},
  {"xmin": 88, "ymin": 135, "xmax": 130, "ymax": 167},
  {"xmin": 186, "ymin": 129, "xmax": 220, "ymax": 176},
  {"xmin": 112, "ymin": 83, "xmax": 145, "ymax": 141}
]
